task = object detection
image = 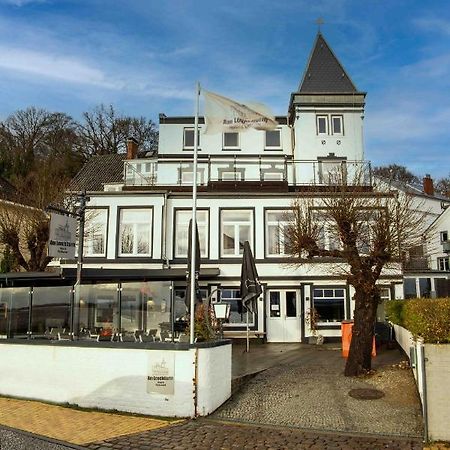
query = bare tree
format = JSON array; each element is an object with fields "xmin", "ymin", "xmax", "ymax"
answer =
[
  {"xmin": 77, "ymin": 104, "xmax": 158, "ymax": 157},
  {"xmin": 0, "ymin": 107, "xmax": 81, "ymax": 179},
  {"xmin": 373, "ymin": 164, "xmax": 420, "ymax": 184},
  {"xmin": 284, "ymin": 169, "xmax": 426, "ymax": 376},
  {"xmin": 0, "ymin": 161, "xmax": 70, "ymax": 272},
  {"xmin": 436, "ymin": 175, "xmax": 450, "ymax": 197}
]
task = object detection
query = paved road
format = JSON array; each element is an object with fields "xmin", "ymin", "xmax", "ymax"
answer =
[
  {"xmin": 216, "ymin": 345, "xmax": 423, "ymax": 437},
  {"xmin": 85, "ymin": 418, "xmax": 423, "ymax": 450}
]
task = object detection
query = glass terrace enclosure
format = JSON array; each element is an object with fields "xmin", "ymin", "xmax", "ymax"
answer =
[{"xmin": 0, "ymin": 282, "xmax": 191, "ymax": 342}]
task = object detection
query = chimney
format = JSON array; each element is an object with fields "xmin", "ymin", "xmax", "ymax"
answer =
[
  {"xmin": 127, "ymin": 137, "xmax": 139, "ymax": 160},
  {"xmin": 423, "ymin": 174, "xmax": 434, "ymax": 196}
]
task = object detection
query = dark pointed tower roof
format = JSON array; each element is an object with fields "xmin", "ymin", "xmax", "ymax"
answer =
[{"xmin": 299, "ymin": 32, "xmax": 359, "ymax": 93}]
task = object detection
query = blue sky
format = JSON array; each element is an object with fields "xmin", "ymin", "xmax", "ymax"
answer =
[{"xmin": 0, "ymin": 0, "xmax": 449, "ymax": 178}]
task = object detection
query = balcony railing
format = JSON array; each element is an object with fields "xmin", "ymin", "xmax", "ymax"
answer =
[{"xmin": 124, "ymin": 157, "xmax": 372, "ymax": 188}]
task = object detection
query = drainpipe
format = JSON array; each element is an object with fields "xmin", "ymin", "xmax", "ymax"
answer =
[{"xmin": 418, "ymin": 341, "xmax": 429, "ymax": 443}]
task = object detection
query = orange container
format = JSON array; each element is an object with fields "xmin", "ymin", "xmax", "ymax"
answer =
[{"xmin": 341, "ymin": 320, "xmax": 376, "ymax": 358}]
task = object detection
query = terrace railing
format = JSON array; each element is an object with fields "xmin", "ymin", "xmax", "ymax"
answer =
[{"xmin": 124, "ymin": 157, "xmax": 372, "ymax": 188}]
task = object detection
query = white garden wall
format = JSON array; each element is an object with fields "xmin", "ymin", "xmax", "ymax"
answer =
[
  {"xmin": 393, "ymin": 324, "xmax": 450, "ymax": 442},
  {"xmin": 0, "ymin": 341, "xmax": 231, "ymax": 418}
]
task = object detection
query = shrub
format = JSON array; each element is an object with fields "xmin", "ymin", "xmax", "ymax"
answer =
[
  {"xmin": 403, "ymin": 298, "xmax": 450, "ymax": 344},
  {"xmin": 385, "ymin": 300, "xmax": 406, "ymax": 326}
]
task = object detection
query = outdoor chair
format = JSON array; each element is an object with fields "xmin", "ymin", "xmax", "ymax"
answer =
[
  {"xmin": 119, "ymin": 331, "xmax": 137, "ymax": 342},
  {"xmin": 178, "ymin": 333, "xmax": 190, "ymax": 343}
]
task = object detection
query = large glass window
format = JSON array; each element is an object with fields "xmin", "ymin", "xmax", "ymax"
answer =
[
  {"xmin": 4, "ymin": 287, "xmax": 30, "ymax": 338},
  {"xmin": 220, "ymin": 288, "xmax": 255, "ymax": 326},
  {"xmin": 266, "ymin": 210, "xmax": 293, "ymax": 256},
  {"xmin": 76, "ymin": 284, "xmax": 119, "ymax": 336},
  {"xmin": 313, "ymin": 288, "xmax": 345, "ymax": 323},
  {"xmin": 404, "ymin": 278, "xmax": 417, "ymax": 299},
  {"xmin": 119, "ymin": 208, "xmax": 152, "ymax": 256},
  {"xmin": 84, "ymin": 209, "xmax": 108, "ymax": 256},
  {"xmin": 221, "ymin": 209, "xmax": 253, "ymax": 257},
  {"xmin": 31, "ymin": 286, "xmax": 72, "ymax": 336},
  {"xmin": 174, "ymin": 210, "xmax": 208, "ymax": 258}
]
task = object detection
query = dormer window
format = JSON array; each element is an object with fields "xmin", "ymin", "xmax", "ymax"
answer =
[
  {"xmin": 265, "ymin": 129, "xmax": 281, "ymax": 149},
  {"xmin": 183, "ymin": 128, "xmax": 200, "ymax": 150},
  {"xmin": 316, "ymin": 115, "xmax": 328, "ymax": 135},
  {"xmin": 223, "ymin": 132, "xmax": 239, "ymax": 150}
]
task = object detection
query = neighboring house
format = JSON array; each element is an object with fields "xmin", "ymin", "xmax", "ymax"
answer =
[
  {"xmin": 57, "ymin": 32, "xmax": 407, "ymax": 342},
  {"xmin": 402, "ymin": 201, "xmax": 450, "ymax": 298}
]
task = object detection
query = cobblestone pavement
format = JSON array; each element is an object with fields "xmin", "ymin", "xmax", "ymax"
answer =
[
  {"xmin": 0, "ymin": 397, "xmax": 172, "ymax": 445},
  {"xmin": 215, "ymin": 345, "xmax": 423, "ymax": 437},
  {"xmin": 85, "ymin": 418, "xmax": 423, "ymax": 450}
]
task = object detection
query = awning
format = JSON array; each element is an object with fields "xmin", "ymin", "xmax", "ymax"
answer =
[{"xmin": 0, "ymin": 268, "xmax": 220, "ymax": 287}]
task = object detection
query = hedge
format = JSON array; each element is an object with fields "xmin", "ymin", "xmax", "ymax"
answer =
[{"xmin": 386, "ymin": 298, "xmax": 450, "ymax": 344}]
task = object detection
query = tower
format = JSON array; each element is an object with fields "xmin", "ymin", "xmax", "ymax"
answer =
[{"xmin": 289, "ymin": 33, "xmax": 366, "ymax": 164}]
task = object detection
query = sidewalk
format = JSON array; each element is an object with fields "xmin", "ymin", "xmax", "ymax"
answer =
[{"xmin": 0, "ymin": 397, "xmax": 173, "ymax": 446}]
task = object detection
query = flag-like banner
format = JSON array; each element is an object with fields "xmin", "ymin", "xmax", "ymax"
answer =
[{"xmin": 203, "ymin": 90, "xmax": 278, "ymax": 135}]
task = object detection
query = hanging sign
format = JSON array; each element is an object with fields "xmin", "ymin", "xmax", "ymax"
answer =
[{"xmin": 48, "ymin": 213, "xmax": 77, "ymax": 259}]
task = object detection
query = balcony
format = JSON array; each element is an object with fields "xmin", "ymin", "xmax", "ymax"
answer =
[{"xmin": 124, "ymin": 157, "xmax": 372, "ymax": 189}]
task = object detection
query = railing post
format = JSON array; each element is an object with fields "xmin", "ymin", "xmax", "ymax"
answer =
[
  {"xmin": 234, "ymin": 155, "xmax": 237, "ymax": 181},
  {"xmin": 368, "ymin": 162, "xmax": 372, "ymax": 186},
  {"xmin": 178, "ymin": 161, "xmax": 182, "ymax": 185},
  {"xmin": 208, "ymin": 156, "xmax": 212, "ymax": 183},
  {"xmin": 284, "ymin": 156, "xmax": 288, "ymax": 182},
  {"xmin": 259, "ymin": 155, "xmax": 262, "ymax": 181},
  {"xmin": 313, "ymin": 162, "xmax": 316, "ymax": 185}
]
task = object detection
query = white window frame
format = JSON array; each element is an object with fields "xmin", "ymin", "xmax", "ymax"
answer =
[
  {"xmin": 438, "ymin": 257, "xmax": 450, "ymax": 271},
  {"xmin": 313, "ymin": 287, "xmax": 346, "ymax": 324},
  {"xmin": 183, "ymin": 127, "xmax": 200, "ymax": 150},
  {"xmin": 84, "ymin": 209, "xmax": 108, "ymax": 257},
  {"xmin": 440, "ymin": 231, "xmax": 448, "ymax": 243},
  {"xmin": 118, "ymin": 208, "xmax": 153, "ymax": 257},
  {"xmin": 316, "ymin": 115, "xmax": 328, "ymax": 135},
  {"xmin": 265, "ymin": 210, "xmax": 293, "ymax": 257},
  {"xmin": 220, "ymin": 288, "xmax": 255, "ymax": 327},
  {"xmin": 223, "ymin": 132, "xmax": 240, "ymax": 149},
  {"xmin": 265, "ymin": 129, "xmax": 282, "ymax": 149},
  {"xmin": 174, "ymin": 209, "xmax": 209, "ymax": 258},
  {"xmin": 331, "ymin": 115, "xmax": 344, "ymax": 135},
  {"xmin": 220, "ymin": 209, "xmax": 253, "ymax": 257}
]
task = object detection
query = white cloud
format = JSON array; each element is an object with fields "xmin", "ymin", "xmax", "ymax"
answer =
[{"xmin": 413, "ymin": 17, "xmax": 450, "ymax": 36}]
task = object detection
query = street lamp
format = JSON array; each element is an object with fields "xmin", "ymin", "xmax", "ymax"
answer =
[{"xmin": 213, "ymin": 302, "xmax": 231, "ymax": 339}]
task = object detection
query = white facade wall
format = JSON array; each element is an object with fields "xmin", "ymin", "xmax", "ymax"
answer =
[
  {"xmin": 293, "ymin": 108, "xmax": 364, "ymax": 161},
  {"xmin": 159, "ymin": 123, "xmax": 292, "ymax": 156},
  {"xmin": 425, "ymin": 207, "xmax": 450, "ymax": 271},
  {"xmin": 0, "ymin": 342, "xmax": 231, "ymax": 417}
]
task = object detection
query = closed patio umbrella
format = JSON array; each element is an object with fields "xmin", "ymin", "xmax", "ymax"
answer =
[
  {"xmin": 240, "ymin": 241, "xmax": 262, "ymax": 352},
  {"xmin": 185, "ymin": 218, "xmax": 203, "ymax": 310}
]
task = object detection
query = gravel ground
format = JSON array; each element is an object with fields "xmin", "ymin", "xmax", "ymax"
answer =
[
  {"xmin": 213, "ymin": 346, "xmax": 423, "ymax": 437},
  {"xmin": 0, "ymin": 426, "xmax": 83, "ymax": 450}
]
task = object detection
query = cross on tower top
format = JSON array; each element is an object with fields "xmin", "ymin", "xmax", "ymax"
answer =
[{"xmin": 315, "ymin": 17, "xmax": 325, "ymax": 32}]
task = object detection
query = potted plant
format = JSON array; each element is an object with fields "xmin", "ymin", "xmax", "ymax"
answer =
[{"xmin": 306, "ymin": 307, "xmax": 324, "ymax": 345}]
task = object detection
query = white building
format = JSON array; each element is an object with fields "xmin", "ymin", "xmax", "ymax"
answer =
[{"xmin": 61, "ymin": 33, "xmax": 412, "ymax": 342}]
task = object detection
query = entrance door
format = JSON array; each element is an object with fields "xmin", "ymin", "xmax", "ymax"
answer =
[{"xmin": 266, "ymin": 290, "xmax": 301, "ymax": 342}]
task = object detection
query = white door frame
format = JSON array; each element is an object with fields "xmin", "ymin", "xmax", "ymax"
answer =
[{"xmin": 266, "ymin": 289, "xmax": 301, "ymax": 342}]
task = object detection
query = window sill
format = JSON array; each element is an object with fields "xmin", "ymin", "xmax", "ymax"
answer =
[
  {"xmin": 264, "ymin": 148, "xmax": 283, "ymax": 151},
  {"xmin": 222, "ymin": 148, "xmax": 241, "ymax": 151}
]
